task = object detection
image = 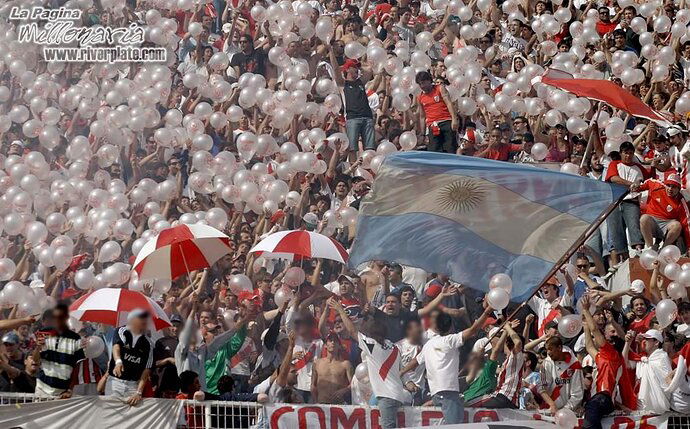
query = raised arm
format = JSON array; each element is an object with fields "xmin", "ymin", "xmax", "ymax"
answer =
[
  {"xmin": 418, "ymin": 285, "xmax": 457, "ymax": 317},
  {"xmin": 504, "ymin": 319, "xmax": 523, "ymax": 353},
  {"xmin": 328, "ymin": 297, "xmax": 358, "ymax": 339},
  {"xmin": 0, "ymin": 316, "xmax": 35, "ymax": 332},
  {"xmin": 461, "ymin": 306, "xmax": 494, "ymax": 342},
  {"xmin": 276, "ymin": 332, "xmax": 296, "ymax": 388},
  {"xmin": 490, "ymin": 329, "xmax": 509, "ymax": 361}
]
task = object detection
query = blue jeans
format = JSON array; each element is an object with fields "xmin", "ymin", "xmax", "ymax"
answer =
[
  {"xmin": 377, "ymin": 397, "xmax": 402, "ymax": 428},
  {"xmin": 584, "ymin": 392, "xmax": 614, "ymax": 429},
  {"xmin": 213, "ymin": 0, "xmax": 225, "ymax": 33},
  {"xmin": 606, "ymin": 200, "xmax": 642, "ymax": 253},
  {"xmin": 432, "ymin": 391, "xmax": 464, "ymax": 424},
  {"xmin": 345, "ymin": 117, "xmax": 375, "ymax": 151}
]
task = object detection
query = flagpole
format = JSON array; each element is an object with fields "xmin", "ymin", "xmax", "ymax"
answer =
[
  {"xmin": 486, "ymin": 187, "xmax": 629, "ymax": 341},
  {"xmin": 580, "ymin": 102, "xmax": 603, "ymax": 169}
]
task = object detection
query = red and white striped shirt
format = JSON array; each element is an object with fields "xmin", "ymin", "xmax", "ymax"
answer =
[
  {"xmin": 496, "ymin": 350, "xmax": 526, "ymax": 404},
  {"xmin": 72, "ymin": 358, "xmax": 102, "ymax": 385}
]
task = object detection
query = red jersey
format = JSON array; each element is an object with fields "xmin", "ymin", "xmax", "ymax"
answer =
[
  {"xmin": 595, "ymin": 342, "xmax": 637, "ymax": 410},
  {"xmin": 596, "ymin": 20, "xmax": 617, "ymax": 36},
  {"xmin": 639, "ymin": 179, "xmax": 690, "ymax": 244},
  {"xmin": 640, "ymin": 180, "xmax": 688, "ymax": 220},
  {"xmin": 480, "ymin": 144, "xmax": 511, "ymax": 161},
  {"xmin": 627, "ymin": 311, "xmax": 656, "ymax": 335},
  {"xmin": 418, "ymin": 86, "xmax": 452, "ymax": 125}
]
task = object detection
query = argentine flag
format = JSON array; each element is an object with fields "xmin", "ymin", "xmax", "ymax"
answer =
[{"xmin": 349, "ymin": 152, "xmax": 627, "ymax": 301}]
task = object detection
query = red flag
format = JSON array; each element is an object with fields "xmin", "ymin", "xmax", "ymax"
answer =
[{"xmin": 538, "ymin": 69, "xmax": 672, "ymax": 126}]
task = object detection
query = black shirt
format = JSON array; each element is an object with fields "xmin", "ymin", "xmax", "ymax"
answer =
[
  {"xmin": 152, "ymin": 335, "xmax": 179, "ymax": 392},
  {"xmin": 229, "ymin": 49, "xmax": 267, "ymax": 75},
  {"xmin": 0, "ymin": 371, "xmax": 36, "ymax": 393},
  {"xmin": 153, "ymin": 336, "xmax": 178, "ymax": 362},
  {"xmin": 375, "ymin": 308, "xmax": 419, "ymax": 342},
  {"xmin": 108, "ymin": 327, "xmax": 153, "ymax": 381},
  {"xmin": 343, "ymin": 78, "xmax": 373, "ymax": 119}
]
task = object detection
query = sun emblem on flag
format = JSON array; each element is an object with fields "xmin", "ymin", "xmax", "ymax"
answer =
[{"xmin": 437, "ymin": 179, "xmax": 485, "ymax": 213}]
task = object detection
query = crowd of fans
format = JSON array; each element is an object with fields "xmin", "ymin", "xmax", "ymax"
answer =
[{"xmin": 2, "ymin": 0, "xmax": 690, "ymax": 427}]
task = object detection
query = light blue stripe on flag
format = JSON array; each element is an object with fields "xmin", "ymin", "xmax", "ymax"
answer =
[{"xmin": 349, "ymin": 152, "xmax": 627, "ymax": 301}]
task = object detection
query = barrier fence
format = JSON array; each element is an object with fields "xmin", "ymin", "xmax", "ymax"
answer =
[{"xmin": 0, "ymin": 392, "xmax": 689, "ymax": 428}]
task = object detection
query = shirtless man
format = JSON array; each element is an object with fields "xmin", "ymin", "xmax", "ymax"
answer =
[
  {"xmin": 311, "ymin": 332, "xmax": 353, "ymax": 404},
  {"xmin": 360, "ymin": 261, "xmax": 387, "ymax": 304}
]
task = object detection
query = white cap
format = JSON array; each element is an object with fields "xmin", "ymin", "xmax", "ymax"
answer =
[
  {"xmin": 642, "ymin": 329, "xmax": 663, "ymax": 343},
  {"xmin": 303, "ymin": 212, "xmax": 318, "ymax": 226}
]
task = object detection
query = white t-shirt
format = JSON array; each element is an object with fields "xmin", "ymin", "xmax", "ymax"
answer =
[
  {"xmin": 528, "ymin": 290, "xmax": 574, "ymax": 334},
  {"xmin": 607, "ymin": 161, "xmax": 646, "ymax": 200},
  {"xmin": 396, "ymin": 338, "xmax": 426, "ymax": 388},
  {"xmin": 416, "ymin": 332, "xmax": 464, "ymax": 395},
  {"xmin": 402, "ymin": 266, "xmax": 428, "ymax": 296},
  {"xmin": 423, "ymin": 329, "xmax": 439, "ymax": 341},
  {"xmin": 358, "ymin": 333, "xmax": 409, "ymax": 403}
]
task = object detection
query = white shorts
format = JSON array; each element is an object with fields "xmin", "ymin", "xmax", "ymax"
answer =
[{"xmin": 105, "ymin": 377, "xmax": 139, "ymax": 399}]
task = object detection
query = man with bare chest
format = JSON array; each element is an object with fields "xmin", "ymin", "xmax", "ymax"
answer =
[
  {"xmin": 360, "ymin": 261, "xmax": 388, "ymax": 306},
  {"xmin": 311, "ymin": 333, "xmax": 353, "ymax": 404}
]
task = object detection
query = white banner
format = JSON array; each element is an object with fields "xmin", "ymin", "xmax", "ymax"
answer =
[
  {"xmin": 0, "ymin": 396, "xmax": 182, "ymax": 428},
  {"xmin": 265, "ymin": 404, "xmax": 671, "ymax": 429}
]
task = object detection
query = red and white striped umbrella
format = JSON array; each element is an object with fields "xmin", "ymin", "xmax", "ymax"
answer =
[
  {"xmin": 132, "ymin": 224, "xmax": 231, "ymax": 281},
  {"xmin": 69, "ymin": 288, "xmax": 172, "ymax": 330},
  {"xmin": 249, "ymin": 230, "xmax": 349, "ymax": 263}
]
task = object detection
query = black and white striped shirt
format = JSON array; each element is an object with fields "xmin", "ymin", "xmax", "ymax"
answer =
[
  {"xmin": 108, "ymin": 327, "xmax": 153, "ymax": 382},
  {"xmin": 36, "ymin": 328, "xmax": 84, "ymax": 396}
]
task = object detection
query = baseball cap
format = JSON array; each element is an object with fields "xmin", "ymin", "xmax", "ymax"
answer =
[
  {"xmin": 665, "ymin": 173, "xmax": 682, "ymax": 187},
  {"xmin": 2, "ymin": 332, "xmax": 19, "ymax": 345},
  {"xmin": 667, "ymin": 126, "xmax": 683, "ymax": 137},
  {"xmin": 170, "ymin": 314, "xmax": 184, "ymax": 325},
  {"xmin": 127, "ymin": 308, "xmax": 150, "ymax": 321},
  {"xmin": 338, "ymin": 274, "xmax": 354, "ymax": 284},
  {"xmin": 10, "ymin": 140, "xmax": 24, "ymax": 148},
  {"xmin": 642, "ymin": 329, "xmax": 663, "ymax": 343},
  {"xmin": 303, "ymin": 212, "xmax": 318, "ymax": 228}
]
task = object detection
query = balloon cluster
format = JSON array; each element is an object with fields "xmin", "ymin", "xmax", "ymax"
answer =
[
  {"xmin": 487, "ymin": 273, "xmax": 512, "ymax": 310},
  {"xmin": 641, "ymin": 245, "xmax": 688, "ymax": 300}
]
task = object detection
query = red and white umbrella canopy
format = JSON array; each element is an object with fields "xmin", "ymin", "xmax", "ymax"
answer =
[
  {"xmin": 69, "ymin": 288, "xmax": 172, "ymax": 331},
  {"xmin": 133, "ymin": 224, "xmax": 231, "ymax": 280},
  {"xmin": 250, "ymin": 230, "xmax": 349, "ymax": 263}
]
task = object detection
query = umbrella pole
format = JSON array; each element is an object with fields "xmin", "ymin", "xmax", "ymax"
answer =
[{"xmin": 180, "ymin": 249, "xmax": 195, "ymax": 290}]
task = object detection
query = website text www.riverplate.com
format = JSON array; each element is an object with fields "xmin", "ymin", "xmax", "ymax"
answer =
[{"xmin": 42, "ymin": 46, "xmax": 167, "ymax": 63}]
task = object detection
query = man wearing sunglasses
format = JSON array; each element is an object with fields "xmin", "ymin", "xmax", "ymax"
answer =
[
  {"xmin": 570, "ymin": 254, "xmax": 607, "ymax": 307},
  {"xmin": 107, "ymin": 308, "xmax": 154, "ymax": 406}
]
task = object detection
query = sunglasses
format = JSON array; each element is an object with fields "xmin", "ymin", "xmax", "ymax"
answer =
[{"xmin": 577, "ymin": 264, "xmax": 589, "ymax": 268}]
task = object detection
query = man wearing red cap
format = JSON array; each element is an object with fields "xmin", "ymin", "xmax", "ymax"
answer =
[{"xmin": 632, "ymin": 173, "xmax": 690, "ymax": 249}]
